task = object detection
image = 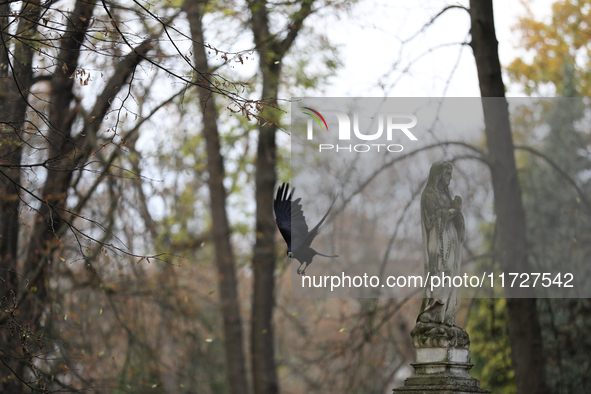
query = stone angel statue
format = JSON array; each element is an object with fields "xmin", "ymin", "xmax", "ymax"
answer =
[{"xmin": 417, "ymin": 161, "xmax": 465, "ymax": 326}]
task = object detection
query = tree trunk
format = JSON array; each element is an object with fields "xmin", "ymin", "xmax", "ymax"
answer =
[
  {"xmin": 469, "ymin": 1, "xmax": 548, "ymax": 393},
  {"xmin": 0, "ymin": 0, "xmax": 42, "ymax": 286},
  {"xmin": 250, "ymin": 65, "xmax": 280, "ymax": 394},
  {"xmin": 9, "ymin": 6, "xmax": 153, "ymax": 387},
  {"xmin": 184, "ymin": 1, "xmax": 250, "ymax": 393},
  {"xmin": 247, "ymin": 2, "xmax": 314, "ymax": 392},
  {"xmin": 0, "ymin": 1, "xmax": 43, "ymax": 391},
  {"xmin": 248, "ymin": 2, "xmax": 281, "ymax": 393},
  {"xmin": 16, "ymin": 0, "xmax": 96, "ymax": 325}
]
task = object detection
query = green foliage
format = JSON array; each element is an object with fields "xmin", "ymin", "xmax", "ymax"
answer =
[
  {"xmin": 518, "ymin": 96, "xmax": 591, "ymax": 393},
  {"xmin": 507, "ymin": 0, "xmax": 591, "ymax": 95},
  {"xmin": 536, "ymin": 298, "xmax": 591, "ymax": 394},
  {"xmin": 508, "ymin": 4, "xmax": 591, "ymax": 391},
  {"xmin": 276, "ymin": 143, "xmax": 291, "ymax": 186},
  {"xmin": 467, "ymin": 298, "xmax": 516, "ymax": 394},
  {"xmin": 282, "ymin": 29, "xmax": 343, "ymax": 96},
  {"xmin": 467, "ymin": 221, "xmax": 516, "ymax": 393},
  {"xmin": 288, "ymin": 50, "xmax": 341, "ymax": 91}
]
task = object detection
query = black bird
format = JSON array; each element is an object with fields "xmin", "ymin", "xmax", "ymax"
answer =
[{"xmin": 273, "ymin": 183, "xmax": 338, "ymax": 275}]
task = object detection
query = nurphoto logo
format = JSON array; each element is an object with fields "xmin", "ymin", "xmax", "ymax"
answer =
[{"xmin": 303, "ymin": 107, "xmax": 418, "ymax": 153}]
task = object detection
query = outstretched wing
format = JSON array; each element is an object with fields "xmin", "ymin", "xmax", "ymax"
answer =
[
  {"xmin": 273, "ymin": 183, "xmax": 310, "ymax": 251},
  {"xmin": 274, "ymin": 183, "xmax": 293, "ymax": 247},
  {"xmin": 290, "ymin": 196, "xmax": 310, "ymax": 250},
  {"xmin": 302, "ymin": 193, "xmax": 337, "ymax": 248}
]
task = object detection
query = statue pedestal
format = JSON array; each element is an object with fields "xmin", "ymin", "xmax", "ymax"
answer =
[{"xmin": 393, "ymin": 323, "xmax": 490, "ymax": 394}]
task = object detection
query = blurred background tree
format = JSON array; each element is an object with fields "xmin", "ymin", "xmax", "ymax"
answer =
[
  {"xmin": 507, "ymin": 0, "xmax": 591, "ymax": 96},
  {"xmin": 471, "ymin": 1, "xmax": 591, "ymax": 392}
]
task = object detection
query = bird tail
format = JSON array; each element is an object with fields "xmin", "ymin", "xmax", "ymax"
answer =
[{"xmin": 315, "ymin": 252, "xmax": 338, "ymax": 258}]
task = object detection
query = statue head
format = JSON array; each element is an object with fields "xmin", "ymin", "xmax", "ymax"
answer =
[{"xmin": 426, "ymin": 161, "xmax": 453, "ymax": 192}]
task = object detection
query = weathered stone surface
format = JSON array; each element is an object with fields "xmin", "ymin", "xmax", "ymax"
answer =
[
  {"xmin": 415, "ymin": 348, "xmax": 469, "ymax": 364},
  {"xmin": 417, "ymin": 161, "xmax": 465, "ymax": 326},
  {"xmin": 393, "ymin": 356, "xmax": 491, "ymax": 393},
  {"xmin": 394, "ymin": 321, "xmax": 490, "ymax": 393},
  {"xmin": 411, "ymin": 321, "xmax": 470, "ymax": 349}
]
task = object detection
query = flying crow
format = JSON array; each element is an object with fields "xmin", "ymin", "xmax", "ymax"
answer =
[{"xmin": 273, "ymin": 183, "xmax": 338, "ymax": 275}]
